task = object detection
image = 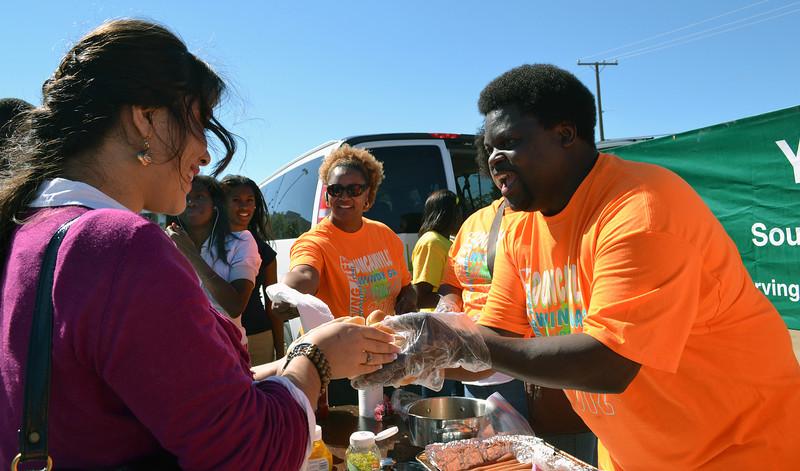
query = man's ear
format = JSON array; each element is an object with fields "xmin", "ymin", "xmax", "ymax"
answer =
[{"xmin": 557, "ymin": 122, "xmax": 577, "ymax": 148}]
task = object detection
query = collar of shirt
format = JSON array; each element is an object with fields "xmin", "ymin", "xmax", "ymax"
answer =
[{"xmin": 29, "ymin": 178, "xmax": 130, "ymax": 211}]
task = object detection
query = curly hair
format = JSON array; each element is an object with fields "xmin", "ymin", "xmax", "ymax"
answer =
[
  {"xmin": 319, "ymin": 144, "xmax": 384, "ymax": 206},
  {"xmin": 478, "ymin": 64, "xmax": 597, "ymax": 144}
]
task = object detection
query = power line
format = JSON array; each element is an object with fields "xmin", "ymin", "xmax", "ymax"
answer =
[
  {"xmin": 616, "ymin": 5, "xmax": 800, "ymax": 60},
  {"xmin": 579, "ymin": 0, "xmax": 800, "ymax": 62},
  {"xmin": 614, "ymin": 1, "xmax": 800, "ymax": 60},
  {"xmin": 577, "ymin": 61, "xmax": 618, "ymax": 141},
  {"xmin": 580, "ymin": 0, "xmax": 769, "ymax": 61}
]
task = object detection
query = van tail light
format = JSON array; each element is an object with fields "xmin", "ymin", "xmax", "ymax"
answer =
[
  {"xmin": 429, "ymin": 133, "xmax": 460, "ymax": 139},
  {"xmin": 316, "ymin": 184, "xmax": 329, "ymax": 224}
]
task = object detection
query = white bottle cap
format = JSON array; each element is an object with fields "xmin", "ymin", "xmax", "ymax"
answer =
[
  {"xmin": 349, "ymin": 430, "xmax": 376, "ymax": 448},
  {"xmin": 314, "ymin": 425, "xmax": 322, "ymax": 442}
]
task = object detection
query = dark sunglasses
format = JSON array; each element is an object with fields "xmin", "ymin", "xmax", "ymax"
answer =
[{"xmin": 326, "ymin": 183, "xmax": 367, "ymax": 198}]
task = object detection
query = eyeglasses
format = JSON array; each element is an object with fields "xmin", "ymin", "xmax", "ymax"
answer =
[{"xmin": 326, "ymin": 183, "xmax": 367, "ymax": 198}]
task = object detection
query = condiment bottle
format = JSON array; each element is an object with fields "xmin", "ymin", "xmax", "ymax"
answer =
[
  {"xmin": 345, "ymin": 431, "xmax": 381, "ymax": 471},
  {"xmin": 306, "ymin": 425, "xmax": 332, "ymax": 471}
]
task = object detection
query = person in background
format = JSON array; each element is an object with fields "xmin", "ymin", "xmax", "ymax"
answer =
[
  {"xmin": 0, "ymin": 98, "xmax": 33, "ymax": 143},
  {"xmin": 276, "ymin": 144, "xmax": 417, "ymax": 405},
  {"xmin": 411, "ymin": 189, "xmax": 462, "ymax": 309},
  {"xmin": 167, "ymin": 175, "xmax": 259, "ymax": 345},
  {"xmin": 0, "ymin": 98, "xmax": 34, "ymax": 171},
  {"xmin": 221, "ymin": 174, "xmax": 284, "ymax": 364},
  {"xmin": 0, "ymin": 19, "xmax": 399, "ymax": 470},
  {"xmin": 438, "ymin": 132, "xmax": 595, "ymax": 464},
  {"xmin": 409, "ymin": 189, "xmax": 464, "ymax": 398}
]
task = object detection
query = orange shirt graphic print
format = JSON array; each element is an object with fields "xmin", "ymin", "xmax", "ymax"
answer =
[
  {"xmin": 519, "ymin": 263, "xmax": 586, "ymax": 337},
  {"xmin": 289, "ymin": 217, "xmax": 411, "ymax": 318},
  {"xmin": 339, "ymin": 249, "xmax": 401, "ymax": 317}
]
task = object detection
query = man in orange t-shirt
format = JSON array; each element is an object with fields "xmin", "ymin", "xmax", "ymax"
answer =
[{"xmin": 467, "ymin": 64, "xmax": 800, "ymax": 469}]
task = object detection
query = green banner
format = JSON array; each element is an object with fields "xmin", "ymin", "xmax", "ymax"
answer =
[{"xmin": 611, "ymin": 106, "xmax": 800, "ymax": 329}]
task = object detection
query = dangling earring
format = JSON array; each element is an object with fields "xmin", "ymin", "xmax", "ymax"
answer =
[{"xmin": 136, "ymin": 139, "xmax": 152, "ymax": 166}]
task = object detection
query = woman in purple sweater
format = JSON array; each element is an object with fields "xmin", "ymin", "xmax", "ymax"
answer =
[{"xmin": 0, "ymin": 20, "xmax": 398, "ymax": 471}]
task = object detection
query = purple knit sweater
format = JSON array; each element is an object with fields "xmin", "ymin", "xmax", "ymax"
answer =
[{"xmin": 1, "ymin": 207, "xmax": 308, "ymax": 470}]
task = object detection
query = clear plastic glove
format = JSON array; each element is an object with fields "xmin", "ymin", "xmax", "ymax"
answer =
[
  {"xmin": 433, "ymin": 298, "xmax": 461, "ymax": 314},
  {"xmin": 478, "ymin": 392, "xmax": 535, "ymax": 438},
  {"xmin": 351, "ymin": 312, "xmax": 491, "ymax": 391}
]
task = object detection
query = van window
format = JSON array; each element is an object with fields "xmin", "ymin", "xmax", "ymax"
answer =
[
  {"xmin": 448, "ymin": 142, "xmax": 496, "ymax": 218},
  {"xmin": 263, "ymin": 159, "xmax": 322, "ymax": 239},
  {"xmin": 364, "ymin": 145, "xmax": 447, "ymax": 234}
]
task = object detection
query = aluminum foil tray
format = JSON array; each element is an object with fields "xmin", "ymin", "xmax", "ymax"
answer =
[{"xmin": 420, "ymin": 435, "xmax": 597, "ymax": 471}]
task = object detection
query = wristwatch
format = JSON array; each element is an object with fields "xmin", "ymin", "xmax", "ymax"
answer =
[{"xmin": 284, "ymin": 342, "xmax": 331, "ymax": 393}]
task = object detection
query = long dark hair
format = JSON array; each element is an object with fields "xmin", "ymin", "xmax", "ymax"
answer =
[
  {"xmin": 220, "ymin": 174, "xmax": 273, "ymax": 244},
  {"xmin": 0, "ymin": 19, "xmax": 237, "ymax": 265},
  {"xmin": 171, "ymin": 175, "xmax": 232, "ymax": 265},
  {"xmin": 419, "ymin": 189, "xmax": 460, "ymax": 237}
]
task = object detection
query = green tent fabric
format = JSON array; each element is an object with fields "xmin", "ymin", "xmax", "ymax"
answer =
[{"xmin": 610, "ymin": 105, "xmax": 800, "ymax": 329}]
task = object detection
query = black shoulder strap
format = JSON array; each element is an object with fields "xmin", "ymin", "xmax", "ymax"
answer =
[
  {"xmin": 15, "ymin": 217, "xmax": 80, "ymax": 471},
  {"xmin": 486, "ymin": 199, "xmax": 507, "ymax": 278}
]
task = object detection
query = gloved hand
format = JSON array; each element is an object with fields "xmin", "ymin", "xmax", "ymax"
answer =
[
  {"xmin": 351, "ymin": 312, "xmax": 491, "ymax": 391},
  {"xmin": 433, "ymin": 297, "xmax": 461, "ymax": 313}
]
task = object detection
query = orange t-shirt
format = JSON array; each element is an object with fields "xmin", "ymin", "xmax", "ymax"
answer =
[
  {"xmin": 290, "ymin": 217, "xmax": 411, "ymax": 318},
  {"xmin": 442, "ymin": 199, "xmax": 524, "ymax": 322},
  {"xmin": 480, "ymin": 154, "xmax": 800, "ymax": 470}
]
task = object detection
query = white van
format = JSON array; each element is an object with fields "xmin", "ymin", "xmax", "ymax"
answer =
[{"xmin": 259, "ymin": 133, "xmax": 495, "ymax": 282}]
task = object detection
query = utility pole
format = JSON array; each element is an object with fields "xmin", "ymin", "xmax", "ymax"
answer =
[{"xmin": 577, "ymin": 60, "xmax": 617, "ymax": 141}]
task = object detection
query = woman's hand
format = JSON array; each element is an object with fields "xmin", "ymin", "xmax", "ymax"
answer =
[
  {"xmin": 166, "ymin": 223, "xmax": 197, "ymax": 257},
  {"xmin": 271, "ymin": 265, "xmax": 321, "ymax": 321},
  {"xmin": 270, "ymin": 300, "xmax": 300, "ymax": 321},
  {"xmin": 350, "ymin": 312, "xmax": 491, "ymax": 390},
  {"xmin": 303, "ymin": 317, "xmax": 400, "ymax": 379}
]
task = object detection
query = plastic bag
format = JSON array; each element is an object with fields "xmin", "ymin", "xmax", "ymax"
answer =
[
  {"xmin": 265, "ymin": 283, "xmax": 334, "ymax": 331},
  {"xmin": 477, "ymin": 392, "xmax": 535, "ymax": 438},
  {"xmin": 390, "ymin": 388, "xmax": 422, "ymax": 420},
  {"xmin": 351, "ymin": 312, "xmax": 491, "ymax": 391}
]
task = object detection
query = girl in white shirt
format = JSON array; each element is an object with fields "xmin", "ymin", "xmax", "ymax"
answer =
[{"xmin": 168, "ymin": 175, "xmax": 261, "ymax": 344}]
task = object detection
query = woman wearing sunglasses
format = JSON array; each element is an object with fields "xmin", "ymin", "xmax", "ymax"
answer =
[{"xmin": 277, "ymin": 144, "xmax": 417, "ymax": 405}]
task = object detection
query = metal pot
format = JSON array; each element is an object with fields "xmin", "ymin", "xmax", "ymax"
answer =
[{"xmin": 406, "ymin": 397, "xmax": 488, "ymax": 447}]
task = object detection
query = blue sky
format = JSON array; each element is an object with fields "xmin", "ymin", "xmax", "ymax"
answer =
[{"xmin": 3, "ymin": 0, "xmax": 799, "ymax": 181}]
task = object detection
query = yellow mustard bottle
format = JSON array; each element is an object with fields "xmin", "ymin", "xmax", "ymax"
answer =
[{"xmin": 307, "ymin": 425, "xmax": 332, "ymax": 471}]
